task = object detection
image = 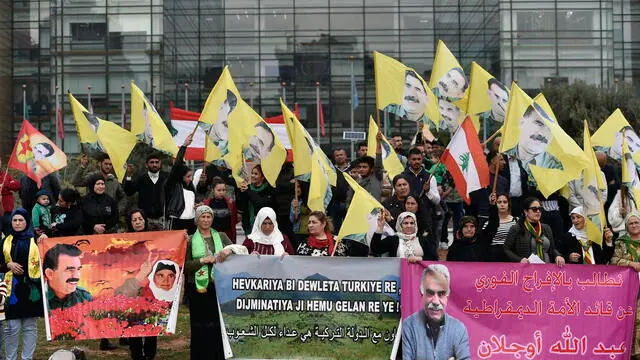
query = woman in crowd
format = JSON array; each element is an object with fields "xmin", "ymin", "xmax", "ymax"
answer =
[
  {"xmin": 185, "ymin": 205, "xmax": 233, "ymax": 359},
  {"xmin": 503, "ymin": 197, "xmax": 565, "ymax": 266},
  {"xmin": 608, "ymin": 185, "xmax": 637, "ymax": 236},
  {"xmin": 243, "ymin": 207, "xmax": 295, "ymax": 255},
  {"xmin": 296, "ymin": 211, "xmax": 347, "ymax": 256},
  {"xmin": 237, "ymin": 165, "xmax": 276, "ymax": 234},
  {"xmin": 203, "ymin": 177, "xmax": 237, "ymax": 241},
  {"xmin": 404, "ymin": 195, "xmax": 431, "ymax": 237},
  {"xmin": 447, "ymin": 216, "xmax": 487, "ymax": 262},
  {"xmin": 611, "ymin": 212, "xmax": 640, "ymax": 359},
  {"xmin": 382, "ymin": 175, "xmax": 411, "ymax": 229},
  {"xmin": 81, "ymin": 175, "xmax": 119, "ymax": 235},
  {"xmin": 370, "ymin": 211, "xmax": 436, "ymax": 261},
  {"xmin": 484, "ymin": 193, "xmax": 518, "ymax": 262},
  {"xmin": 564, "ymin": 207, "xmax": 614, "ymax": 264},
  {"xmin": 1, "ymin": 209, "xmax": 46, "ymax": 360},
  {"xmin": 290, "ymin": 180, "xmax": 311, "ymax": 249},
  {"xmin": 165, "ymin": 134, "xmax": 196, "ymax": 234},
  {"xmin": 50, "ymin": 188, "xmax": 83, "ymax": 238}
]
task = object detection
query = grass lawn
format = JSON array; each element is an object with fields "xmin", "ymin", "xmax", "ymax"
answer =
[{"xmin": 33, "ymin": 306, "xmax": 190, "ymax": 360}]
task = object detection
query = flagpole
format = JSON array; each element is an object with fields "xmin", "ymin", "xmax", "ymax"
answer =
[
  {"xmin": 281, "ymin": 82, "xmax": 287, "ymax": 105},
  {"xmin": 152, "ymin": 84, "xmax": 157, "ymax": 106},
  {"xmin": 184, "ymin": 82, "xmax": 189, "ymax": 111},
  {"xmin": 249, "ymin": 82, "xmax": 254, "ymax": 108},
  {"xmin": 373, "ymin": 54, "xmax": 381, "ymax": 127},
  {"xmin": 55, "ymin": 85, "xmax": 61, "ymax": 148},
  {"xmin": 349, "ymin": 56, "xmax": 355, "ymax": 160},
  {"xmin": 87, "ymin": 85, "xmax": 92, "ymax": 112},
  {"xmin": 121, "ymin": 85, "xmax": 126, "ymax": 128},
  {"xmin": 316, "ymin": 82, "xmax": 321, "ymax": 145},
  {"xmin": 22, "ymin": 84, "xmax": 26, "ymax": 120}
]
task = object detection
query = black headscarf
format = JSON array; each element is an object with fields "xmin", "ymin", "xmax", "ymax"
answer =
[
  {"xmin": 456, "ymin": 216, "xmax": 478, "ymax": 244},
  {"xmin": 8, "ymin": 208, "xmax": 35, "ymax": 241}
]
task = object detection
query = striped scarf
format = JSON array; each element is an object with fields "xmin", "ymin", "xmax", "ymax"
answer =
[{"xmin": 524, "ymin": 220, "xmax": 545, "ymax": 260}]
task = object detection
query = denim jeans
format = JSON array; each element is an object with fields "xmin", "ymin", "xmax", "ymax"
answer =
[{"xmin": 5, "ymin": 318, "xmax": 37, "ymax": 360}]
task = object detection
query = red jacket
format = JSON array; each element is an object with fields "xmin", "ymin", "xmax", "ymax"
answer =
[{"xmin": 0, "ymin": 172, "xmax": 20, "ymax": 214}]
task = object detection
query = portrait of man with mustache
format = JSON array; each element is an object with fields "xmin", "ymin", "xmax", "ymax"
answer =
[
  {"xmin": 434, "ymin": 67, "xmax": 468, "ymax": 101},
  {"xmin": 385, "ymin": 70, "xmax": 431, "ymax": 125},
  {"xmin": 515, "ymin": 104, "xmax": 563, "ymax": 185},
  {"xmin": 244, "ymin": 122, "xmax": 276, "ymax": 163},
  {"xmin": 43, "ymin": 243, "xmax": 93, "ymax": 310}
]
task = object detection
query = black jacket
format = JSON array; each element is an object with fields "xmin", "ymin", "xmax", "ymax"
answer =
[
  {"xmin": 370, "ymin": 233, "xmax": 437, "ymax": 260},
  {"xmin": 503, "ymin": 222, "xmax": 561, "ymax": 262},
  {"xmin": 563, "ymin": 233, "xmax": 615, "ymax": 265},
  {"xmin": 19, "ymin": 174, "xmax": 61, "ymax": 213},
  {"xmin": 499, "ymin": 155, "xmax": 530, "ymax": 197},
  {"xmin": 447, "ymin": 238, "xmax": 487, "ymax": 262},
  {"xmin": 164, "ymin": 146, "xmax": 195, "ymax": 218},
  {"xmin": 51, "ymin": 205, "xmax": 83, "ymax": 237},
  {"xmin": 237, "ymin": 183, "xmax": 277, "ymax": 231},
  {"xmin": 123, "ymin": 171, "xmax": 169, "ymax": 218},
  {"xmin": 81, "ymin": 193, "xmax": 119, "ymax": 234}
]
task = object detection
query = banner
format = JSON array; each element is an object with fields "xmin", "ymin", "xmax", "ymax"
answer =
[
  {"xmin": 401, "ymin": 260, "xmax": 638, "ymax": 359},
  {"xmin": 215, "ymin": 256, "xmax": 401, "ymax": 359},
  {"xmin": 39, "ymin": 231, "xmax": 187, "ymax": 341}
]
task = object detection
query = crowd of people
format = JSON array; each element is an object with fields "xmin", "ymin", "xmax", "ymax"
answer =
[{"xmin": 0, "ymin": 127, "xmax": 639, "ymax": 360}]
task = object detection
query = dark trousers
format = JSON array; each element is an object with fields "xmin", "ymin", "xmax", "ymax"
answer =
[
  {"xmin": 188, "ymin": 282, "xmax": 225, "ymax": 360},
  {"xmin": 129, "ymin": 336, "xmax": 157, "ymax": 360}
]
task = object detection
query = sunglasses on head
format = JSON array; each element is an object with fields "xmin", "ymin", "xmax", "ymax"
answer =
[{"xmin": 527, "ymin": 206, "xmax": 543, "ymax": 212}]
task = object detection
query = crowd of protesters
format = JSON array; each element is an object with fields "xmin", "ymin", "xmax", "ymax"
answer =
[{"xmin": 0, "ymin": 128, "xmax": 639, "ymax": 360}]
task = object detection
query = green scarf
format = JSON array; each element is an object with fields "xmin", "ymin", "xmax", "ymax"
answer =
[
  {"xmin": 248, "ymin": 182, "xmax": 269, "ymax": 227},
  {"xmin": 619, "ymin": 236, "xmax": 640, "ymax": 262},
  {"xmin": 191, "ymin": 228, "xmax": 223, "ymax": 293},
  {"xmin": 524, "ymin": 220, "xmax": 545, "ymax": 260}
]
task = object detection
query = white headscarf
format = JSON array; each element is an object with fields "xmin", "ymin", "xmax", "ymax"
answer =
[
  {"xmin": 148, "ymin": 259, "xmax": 180, "ymax": 302},
  {"xmin": 395, "ymin": 212, "xmax": 423, "ymax": 259},
  {"xmin": 247, "ymin": 207, "xmax": 285, "ymax": 256},
  {"xmin": 568, "ymin": 207, "xmax": 588, "ymax": 242}
]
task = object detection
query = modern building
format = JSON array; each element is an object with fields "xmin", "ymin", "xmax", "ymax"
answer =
[{"xmin": 2, "ymin": 0, "xmax": 639, "ymax": 155}]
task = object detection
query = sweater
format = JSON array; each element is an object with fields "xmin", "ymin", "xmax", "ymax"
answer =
[
  {"xmin": 402, "ymin": 312, "xmax": 470, "ymax": 360},
  {"xmin": 123, "ymin": 171, "xmax": 169, "ymax": 218}
]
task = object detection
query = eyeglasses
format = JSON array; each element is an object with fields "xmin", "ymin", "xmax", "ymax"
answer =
[{"xmin": 527, "ymin": 206, "xmax": 543, "ymax": 212}]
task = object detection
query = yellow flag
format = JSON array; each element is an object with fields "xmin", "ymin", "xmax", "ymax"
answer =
[
  {"xmin": 373, "ymin": 51, "xmax": 440, "ymax": 129},
  {"xmin": 337, "ymin": 173, "xmax": 384, "ymax": 243},
  {"xmin": 429, "ymin": 40, "xmax": 469, "ymax": 106},
  {"xmin": 281, "ymin": 99, "xmax": 336, "ymax": 186},
  {"xmin": 95, "ymin": 119, "xmax": 138, "ymax": 182},
  {"xmin": 581, "ymin": 120, "xmax": 605, "ymax": 245},
  {"xmin": 466, "ymin": 62, "xmax": 509, "ymax": 135},
  {"xmin": 68, "ymin": 92, "xmax": 101, "ymax": 153},
  {"xmin": 200, "ymin": 66, "xmax": 285, "ymax": 186},
  {"xmin": 130, "ymin": 82, "xmax": 178, "ymax": 156},
  {"xmin": 367, "ymin": 116, "xmax": 404, "ymax": 180},
  {"xmin": 308, "ymin": 151, "xmax": 332, "ymax": 212},
  {"xmin": 500, "ymin": 83, "xmax": 589, "ymax": 197},
  {"xmin": 592, "ymin": 109, "xmax": 640, "ymax": 166},
  {"xmin": 622, "ymin": 136, "xmax": 640, "ymax": 206}
]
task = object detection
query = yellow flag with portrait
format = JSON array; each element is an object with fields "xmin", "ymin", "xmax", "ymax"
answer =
[
  {"xmin": 94, "ymin": 119, "xmax": 138, "ymax": 182},
  {"xmin": 429, "ymin": 40, "xmax": 469, "ymax": 107},
  {"xmin": 68, "ymin": 92, "xmax": 102, "ymax": 154},
  {"xmin": 373, "ymin": 51, "xmax": 440, "ymax": 129},
  {"xmin": 367, "ymin": 116, "xmax": 404, "ymax": 180},
  {"xmin": 336, "ymin": 173, "xmax": 384, "ymax": 245},
  {"xmin": 591, "ymin": 109, "xmax": 640, "ymax": 167},
  {"xmin": 580, "ymin": 120, "xmax": 606, "ymax": 246},
  {"xmin": 622, "ymin": 136, "xmax": 640, "ymax": 206},
  {"xmin": 499, "ymin": 83, "xmax": 588, "ymax": 197},
  {"xmin": 130, "ymin": 81, "xmax": 178, "ymax": 156},
  {"xmin": 466, "ymin": 62, "xmax": 509, "ymax": 136}
]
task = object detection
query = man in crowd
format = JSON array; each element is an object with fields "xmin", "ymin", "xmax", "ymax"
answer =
[
  {"xmin": 391, "ymin": 134, "xmax": 405, "ymax": 156},
  {"xmin": 330, "ymin": 148, "xmax": 351, "ymax": 230},
  {"xmin": 123, "ymin": 153, "xmax": 169, "ymax": 230},
  {"xmin": 43, "ymin": 244, "xmax": 92, "ymax": 310},
  {"xmin": 402, "ymin": 264, "xmax": 470, "ymax": 360},
  {"xmin": 356, "ymin": 141, "xmax": 368, "ymax": 159},
  {"xmin": 72, "ymin": 153, "xmax": 126, "ymax": 209},
  {"xmin": 352, "ymin": 136, "xmax": 384, "ymax": 201},
  {"xmin": 403, "ymin": 148, "xmax": 439, "ymax": 205}
]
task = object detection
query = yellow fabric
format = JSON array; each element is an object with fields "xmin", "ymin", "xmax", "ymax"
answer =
[
  {"xmin": 466, "ymin": 62, "xmax": 510, "ymax": 131},
  {"xmin": 281, "ymin": 99, "xmax": 336, "ymax": 186},
  {"xmin": 582, "ymin": 120, "xmax": 605, "ymax": 245},
  {"xmin": 622, "ymin": 136, "xmax": 640, "ymax": 205},
  {"xmin": 68, "ymin": 92, "xmax": 99, "ymax": 145},
  {"xmin": 367, "ymin": 116, "xmax": 404, "ymax": 180},
  {"xmin": 336, "ymin": 173, "xmax": 384, "ymax": 241},
  {"xmin": 428, "ymin": 40, "xmax": 468, "ymax": 109},
  {"xmin": 130, "ymin": 81, "xmax": 178, "ymax": 156},
  {"xmin": 591, "ymin": 109, "xmax": 640, "ymax": 165},
  {"xmin": 373, "ymin": 51, "xmax": 440, "ymax": 128},
  {"xmin": 308, "ymin": 151, "xmax": 331, "ymax": 212},
  {"xmin": 200, "ymin": 66, "xmax": 286, "ymax": 187},
  {"xmin": 2, "ymin": 235, "xmax": 40, "ymax": 298},
  {"xmin": 95, "ymin": 120, "xmax": 138, "ymax": 182},
  {"xmin": 499, "ymin": 83, "xmax": 589, "ymax": 197}
]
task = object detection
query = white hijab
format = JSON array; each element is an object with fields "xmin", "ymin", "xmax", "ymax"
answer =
[
  {"xmin": 568, "ymin": 207, "xmax": 588, "ymax": 242},
  {"xmin": 395, "ymin": 212, "xmax": 423, "ymax": 258},
  {"xmin": 148, "ymin": 259, "xmax": 180, "ymax": 302},
  {"xmin": 247, "ymin": 207, "xmax": 285, "ymax": 256}
]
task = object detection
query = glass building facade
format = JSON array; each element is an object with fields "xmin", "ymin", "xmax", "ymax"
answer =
[{"xmin": 2, "ymin": 0, "xmax": 640, "ymax": 154}]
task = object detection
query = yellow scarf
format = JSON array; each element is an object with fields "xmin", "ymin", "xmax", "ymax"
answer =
[{"xmin": 3, "ymin": 235, "xmax": 41, "ymax": 298}]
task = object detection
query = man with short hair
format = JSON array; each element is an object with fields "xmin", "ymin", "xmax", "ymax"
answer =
[
  {"xmin": 403, "ymin": 148, "xmax": 439, "ymax": 204},
  {"xmin": 478, "ymin": 79, "xmax": 509, "ymax": 136},
  {"xmin": 391, "ymin": 134, "xmax": 405, "ymax": 156},
  {"xmin": 434, "ymin": 67, "xmax": 469, "ymax": 101},
  {"xmin": 71, "ymin": 153, "xmax": 126, "ymax": 208},
  {"xmin": 403, "ymin": 264, "xmax": 470, "ymax": 360},
  {"xmin": 123, "ymin": 153, "xmax": 169, "ymax": 230},
  {"xmin": 437, "ymin": 98, "xmax": 461, "ymax": 134},
  {"xmin": 43, "ymin": 244, "xmax": 92, "ymax": 310},
  {"xmin": 384, "ymin": 70, "xmax": 431, "ymax": 125},
  {"xmin": 356, "ymin": 141, "xmax": 368, "ymax": 159},
  {"xmin": 332, "ymin": 148, "xmax": 350, "ymax": 172}
]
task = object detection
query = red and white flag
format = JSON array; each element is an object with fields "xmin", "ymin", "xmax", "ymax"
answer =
[
  {"xmin": 440, "ymin": 116, "xmax": 490, "ymax": 204},
  {"xmin": 170, "ymin": 102, "xmax": 206, "ymax": 161}
]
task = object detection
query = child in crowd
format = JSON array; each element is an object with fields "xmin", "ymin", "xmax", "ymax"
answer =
[
  {"xmin": 203, "ymin": 177, "xmax": 237, "ymax": 241},
  {"xmin": 32, "ymin": 189, "xmax": 52, "ymax": 236}
]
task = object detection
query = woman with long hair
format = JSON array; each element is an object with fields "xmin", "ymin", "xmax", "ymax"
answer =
[
  {"xmin": 484, "ymin": 192, "xmax": 518, "ymax": 262},
  {"xmin": 296, "ymin": 211, "xmax": 347, "ymax": 256}
]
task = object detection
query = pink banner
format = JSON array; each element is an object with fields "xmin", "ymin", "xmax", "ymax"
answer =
[{"xmin": 401, "ymin": 260, "xmax": 638, "ymax": 359}]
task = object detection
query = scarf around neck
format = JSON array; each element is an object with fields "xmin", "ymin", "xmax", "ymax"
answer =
[
  {"xmin": 524, "ymin": 220, "xmax": 545, "ymax": 260},
  {"xmin": 308, "ymin": 232, "xmax": 334, "ymax": 255}
]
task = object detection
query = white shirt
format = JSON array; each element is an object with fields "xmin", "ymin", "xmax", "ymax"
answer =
[
  {"xmin": 148, "ymin": 171, "xmax": 160, "ymax": 184},
  {"xmin": 508, "ymin": 157, "xmax": 523, "ymax": 197},
  {"xmin": 179, "ymin": 188, "xmax": 195, "ymax": 219}
]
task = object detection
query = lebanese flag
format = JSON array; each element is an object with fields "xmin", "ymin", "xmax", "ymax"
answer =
[
  {"xmin": 440, "ymin": 116, "xmax": 490, "ymax": 204},
  {"xmin": 170, "ymin": 102, "xmax": 206, "ymax": 161}
]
